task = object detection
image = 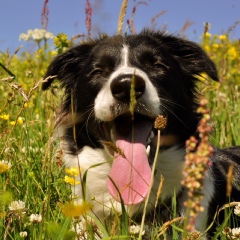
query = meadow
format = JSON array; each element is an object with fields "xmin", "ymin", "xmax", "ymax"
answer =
[{"xmin": 0, "ymin": 3, "xmax": 240, "ymax": 240}]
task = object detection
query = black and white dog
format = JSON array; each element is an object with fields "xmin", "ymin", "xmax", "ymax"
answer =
[{"xmin": 43, "ymin": 30, "xmax": 240, "ymax": 237}]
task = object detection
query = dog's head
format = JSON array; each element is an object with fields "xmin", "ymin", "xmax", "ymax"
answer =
[{"xmin": 43, "ymin": 30, "xmax": 218, "ymax": 205}]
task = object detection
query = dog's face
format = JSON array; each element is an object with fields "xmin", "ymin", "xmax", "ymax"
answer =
[{"xmin": 43, "ymin": 30, "xmax": 218, "ymax": 205}]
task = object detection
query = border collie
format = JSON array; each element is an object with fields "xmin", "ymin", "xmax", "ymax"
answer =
[{"xmin": 43, "ymin": 30, "xmax": 240, "ymax": 238}]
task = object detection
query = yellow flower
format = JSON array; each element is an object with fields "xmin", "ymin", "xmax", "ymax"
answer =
[
  {"xmin": 50, "ymin": 51, "xmax": 57, "ymax": 56},
  {"xmin": 65, "ymin": 166, "xmax": 80, "ymax": 176},
  {"xmin": 10, "ymin": 117, "xmax": 24, "ymax": 125},
  {"xmin": 227, "ymin": 46, "xmax": 238, "ymax": 60},
  {"xmin": 0, "ymin": 114, "xmax": 10, "ymax": 120},
  {"xmin": 0, "ymin": 161, "xmax": 12, "ymax": 174},
  {"xmin": 219, "ymin": 34, "xmax": 227, "ymax": 41},
  {"xmin": 204, "ymin": 32, "xmax": 212, "ymax": 38},
  {"xmin": 203, "ymin": 45, "xmax": 210, "ymax": 53},
  {"xmin": 64, "ymin": 176, "xmax": 80, "ymax": 185},
  {"xmin": 62, "ymin": 201, "xmax": 92, "ymax": 217},
  {"xmin": 212, "ymin": 43, "xmax": 219, "ymax": 49}
]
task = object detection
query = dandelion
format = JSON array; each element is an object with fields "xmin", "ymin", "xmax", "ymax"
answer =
[
  {"xmin": 234, "ymin": 204, "xmax": 240, "ymax": 216},
  {"xmin": 64, "ymin": 176, "xmax": 80, "ymax": 185},
  {"xmin": 9, "ymin": 200, "xmax": 26, "ymax": 212},
  {"xmin": 19, "ymin": 231, "xmax": 28, "ymax": 238},
  {"xmin": 29, "ymin": 213, "xmax": 42, "ymax": 223},
  {"xmin": 0, "ymin": 160, "xmax": 12, "ymax": 174},
  {"xmin": 62, "ymin": 201, "xmax": 92, "ymax": 217},
  {"xmin": 65, "ymin": 166, "xmax": 80, "ymax": 176}
]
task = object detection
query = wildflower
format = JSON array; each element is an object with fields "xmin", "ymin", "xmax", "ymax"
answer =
[
  {"xmin": 45, "ymin": 31, "xmax": 54, "ymax": 39},
  {"xmin": 129, "ymin": 225, "xmax": 145, "ymax": 235},
  {"xmin": 19, "ymin": 33, "xmax": 30, "ymax": 41},
  {"xmin": 64, "ymin": 176, "xmax": 80, "ymax": 185},
  {"xmin": 62, "ymin": 201, "xmax": 92, "ymax": 217},
  {"xmin": 0, "ymin": 160, "xmax": 12, "ymax": 174},
  {"xmin": 10, "ymin": 116, "xmax": 24, "ymax": 125},
  {"xmin": 212, "ymin": 43, "xmax": 219, "ymax": 49},
  {"xmin": 19, "ymin": 28, "xmax": 54, "ymax": 42},
  {"xmin": 0, "ymin": 114, "xmax": 10, "ymax": 120},
  {"xmin": 227, "ymin": 46, "xmax": 238, "ymax": 59},
  {"xmin": 53, "ymin": 33, "xmax": 69, "ymax": 54},
  {"xmin": 234, "ymin": 204, "xmax": 240, "ymax": 216},
  {"xmin": 65, "ymin": 166, "xmax": 80, "ymax": 176},
  {"xmin": 29, "ymin": 213, "xmax": 42, "ymax": 223},
  {"xmin": 19, "ymin": 231, "xmax": 28, "ymax": 238},
  {"xmin": 219, "ymin": 34, "xmax": 227, "ymax": 41},
  {"xmin": 231, "ymin": 227, "xmax": 240, "ymax": 238},
  {"xmin": 9, "ymin": 200, "xmax": 26, "ymax": 212},
  {"xmin": 182, "ymin": 98, "xmax": 213, "ymax": 231},
  {"xmin": 222, "ymin": 227, "xmax": 231, "ymax": 237},
  {"xmin": 204, "ymin": 32, "xmax": 212, "ymax": 38}
]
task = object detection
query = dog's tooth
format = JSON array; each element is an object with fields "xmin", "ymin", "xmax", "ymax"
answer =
[{"xmin": 146, "ymin": 145, "xmax": 150, "ymax": 157}]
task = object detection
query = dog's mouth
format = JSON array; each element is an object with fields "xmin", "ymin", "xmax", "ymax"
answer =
[{"xmin": 101, "ymin": 112, "xmax": 157, "ymax": 205}]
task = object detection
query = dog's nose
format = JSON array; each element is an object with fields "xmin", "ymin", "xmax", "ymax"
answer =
[{"xmin": 110, "ymin": 74, "xmax": 145, "ymax": 102}]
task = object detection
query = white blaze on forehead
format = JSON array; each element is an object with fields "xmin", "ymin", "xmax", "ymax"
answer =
[
  {"xmin": 94, "ymin": 44, "xmax": 161, "ymax": 121},
  {"xmin": 121, "ymin": 45, "xmax": 129, "ymax": 67}
]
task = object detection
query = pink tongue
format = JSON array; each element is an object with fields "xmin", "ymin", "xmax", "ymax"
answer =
[{"xmin": 106, "ymin": 121, "xmax": 152, "ymax": 205}]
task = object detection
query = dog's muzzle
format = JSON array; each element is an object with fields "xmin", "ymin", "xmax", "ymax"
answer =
[
  {"xmin": 110, "ymin": 74, "xmax": 146, "ymax": 102},
  {"xmin": 105, "ymin": 73, "xmax": 154, "ymax": 205}
]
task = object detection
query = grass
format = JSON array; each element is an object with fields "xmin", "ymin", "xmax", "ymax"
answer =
[{"xmin": 0, "ymin": 9, "xmax": 240, "ymax": 240}]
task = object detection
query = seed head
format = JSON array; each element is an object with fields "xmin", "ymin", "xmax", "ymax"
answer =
[{"xmin": 154, "ymin": 115, "xmax": 167, "ymax": 130}]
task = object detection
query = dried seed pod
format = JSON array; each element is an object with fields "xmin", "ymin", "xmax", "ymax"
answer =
[{"xmin": 154, "ymin": 115, "xmax": 167, "ymax": 130}]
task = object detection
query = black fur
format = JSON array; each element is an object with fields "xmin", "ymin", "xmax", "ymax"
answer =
[{"xmin": 43, "ymin": 30, "xmax": 240, "ymax": 238}]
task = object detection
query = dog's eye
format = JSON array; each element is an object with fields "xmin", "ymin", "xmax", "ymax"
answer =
[
  {"xmin": 154, "ymin": 61, "xmax": 168, "ymax": 70},
  {"xmin": 89, "ymin": 68, "xmax": 103, "ymax": 76}
]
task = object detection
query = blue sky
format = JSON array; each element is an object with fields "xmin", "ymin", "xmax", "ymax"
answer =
[{"xmin": 1, "ymin": 0, "xmax": 240, "ymax": 53}]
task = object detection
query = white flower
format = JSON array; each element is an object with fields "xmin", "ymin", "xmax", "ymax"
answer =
[
  {"xmin": 32, "ymin": 28, "xmax": 46, "ymax": 41},
  {"xmin": 232, "ymin": 227, "xmax": 240, "ymax": 238},
  {"xmin": 27, "ymin": 29, "xmax": 33, "ymax": 36},
  {"xmin": 19, "ymin": 33, "xmax": 30, "ymax": 41},
  {"xmin": 129, "ymin": 225, "xmax": 145, "ymax": 235},
  {"xmin": 29, "ymin": 213, "xmax": 42, "ymax": 223},
  {"xmin": 19, "ymin": 28, "xmax": 54, "ymax": 42},
  {"xmin": 234, "ymin": 204, "xmax": 240, "ymax": 216},
  {"xmin": 45, "ymin": 31, "xmax": 54, "ymax": 39},
  {"xmin": 9, "ymin": 200, "xmax": 25, "ymax": 211},
  {"xmin": 19, "ymin": 231, "xmax": 28, "ymax": 238}
]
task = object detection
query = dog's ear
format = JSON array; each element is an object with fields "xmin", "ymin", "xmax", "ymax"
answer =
[
  {"xmin": 145, "ymin": 30, "xmax": 219, "ymax": 81},
  {"xmin": 42, "ymin": 44, "xmax": 93, "ymax": 90}
]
